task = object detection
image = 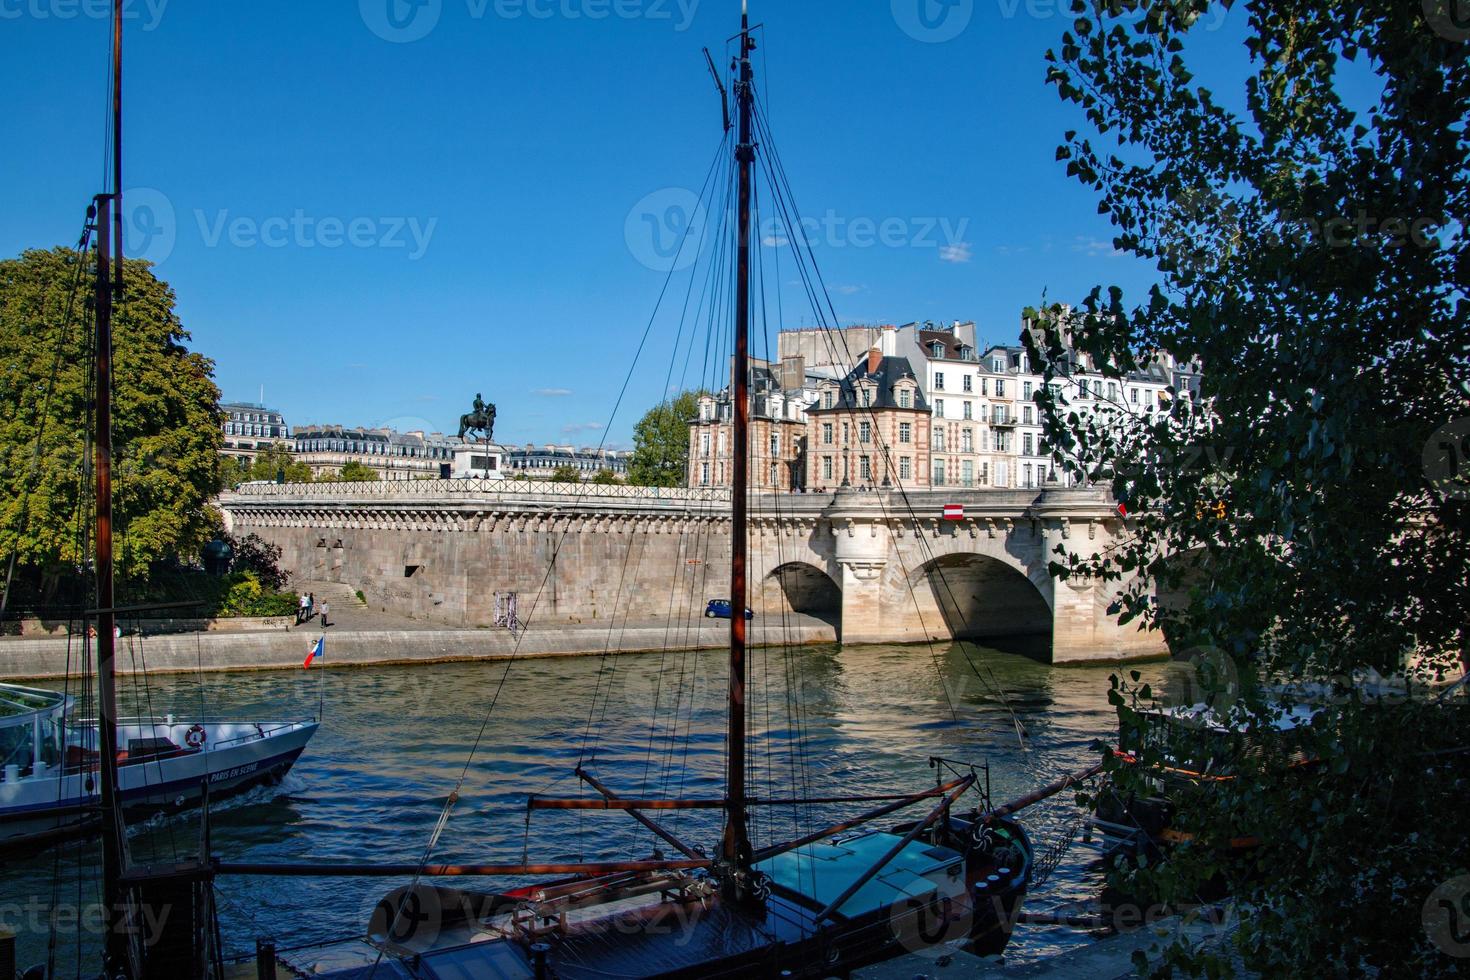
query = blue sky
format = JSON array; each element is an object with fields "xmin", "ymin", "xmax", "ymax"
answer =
[{"xmin": 1, "ymin": 1, "xmax": 1251, "ymax": 447}]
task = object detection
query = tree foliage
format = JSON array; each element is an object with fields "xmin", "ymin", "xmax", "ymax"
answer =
[
  {"xmin": 549, "ymin": 464, "xmax": 582, "ymax": 483},
  {"xmin": 335, "ymin": 460, "xmax": 380, "ymax": 482},
  {"xmin": 220, "ymin": 443, "xmax": 314, "ymax": 488},
  {"xmin": 0, "ymin": 248, "xmax": 224, "ymax": 581},
  {"xmin": 1036, "ymin": 3, "xmax": 1469, "ymax": 975},
  {"xmin": 627, "ymin": 391, "xmax": 703, "ymax": 487},
  {"xmin": 591, "ymin": 468, "xmax": 621, "ymax": 485}
]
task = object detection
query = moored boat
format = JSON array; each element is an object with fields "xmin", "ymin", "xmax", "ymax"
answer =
[{"xmin": 0, "ymin": 682, "xmax": 316, "ymax": 851}]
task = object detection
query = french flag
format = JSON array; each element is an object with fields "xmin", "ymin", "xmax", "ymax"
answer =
[{"xmin": 303, "ymin": 636, "xmax": 325, "ymax": 669}]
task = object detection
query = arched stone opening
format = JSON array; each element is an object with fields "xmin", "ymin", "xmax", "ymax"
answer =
[
  {"xmin": 912, "ymin": 553, "xmax": 1052, "ymax": 651},
  {"xmin": 761, "ymin": 562, "xmax": 841, "ymax": 626}
]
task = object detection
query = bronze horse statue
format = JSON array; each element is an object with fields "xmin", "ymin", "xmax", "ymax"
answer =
[{"xmin": 458, "ymin": 394, "xmax": 496, "ymax": 442}]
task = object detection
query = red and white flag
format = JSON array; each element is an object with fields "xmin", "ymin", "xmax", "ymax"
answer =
[{"xmin": 942, "ymin": 504, "xmax": 965, "ymax": 521}]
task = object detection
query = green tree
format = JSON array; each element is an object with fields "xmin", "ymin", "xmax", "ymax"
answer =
[
  {"xmin": 335, "ymin": 460, "xmax": 380, "ymax": 482},
  {"xmin": 247, "ymin": 442, "xmax": 314, "ymax": 484},
  {"xmin": 1037, "ymin": 3, "xmax": 1468, "ymax": 975},
  {"xmin": 0, "ymin": 248, "xmax": 224, "ymax": 583},
  {"xmin": 548, "ymin": 464, "xmax": 582, "ymax": 483},
  {"xmin": 627, "ymin": 391, "xmax": 703, "ymax": 487},
  {"xmin": 591, "ymin": 468, "xmax": 621, "ymax": 485}
]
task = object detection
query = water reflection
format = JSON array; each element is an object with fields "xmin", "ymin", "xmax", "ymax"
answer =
[{"xmin": 0, "ymin": 642, "xmax": 1163, "ymax": 969}]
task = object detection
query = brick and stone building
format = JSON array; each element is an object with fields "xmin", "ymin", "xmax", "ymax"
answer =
[
  {"xmin": 804, "ymin": 347, "xmax": 931, "ymax": 490},
  {"xmin": 688, "ymin": 367, "xmax": 808, "ymax": 491}
]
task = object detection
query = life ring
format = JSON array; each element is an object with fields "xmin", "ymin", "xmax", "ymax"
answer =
[{"xmin": 185, "ymin": 725, "xmax": 207, "ymax": 750}]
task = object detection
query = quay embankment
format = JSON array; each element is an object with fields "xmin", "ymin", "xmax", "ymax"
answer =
[{"xmin": 0, "ymin": 619, "xmax": 838, "ymax": 680}]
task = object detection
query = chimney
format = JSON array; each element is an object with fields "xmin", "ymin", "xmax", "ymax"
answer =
[
  {"xmin": 880, "ymin": 323, "xmax": 897, "ymax": 356},
  {"xmin": 867, "ymin": 347, "xmax": 882, "ymax": 376}
]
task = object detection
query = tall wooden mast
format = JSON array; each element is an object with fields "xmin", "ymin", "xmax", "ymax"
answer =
[
  {"xmin": 98, "ymin": 0, "xmax": 131, "ymax": 971},
  {"xmin": 720, "ymin": 2, "xmax": 757, "ymax": 883}
]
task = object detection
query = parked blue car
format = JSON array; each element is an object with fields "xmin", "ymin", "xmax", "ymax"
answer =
[{"xmin": 704, "ymin": 599, "xmax": 754, "ymax": 620}]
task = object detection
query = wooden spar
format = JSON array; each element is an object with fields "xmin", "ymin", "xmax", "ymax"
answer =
[
  {"xmin": 530, "ymin": 786, "xmax": 976, "ymax": 811},
  {"xmin": 575, "ymin": 768, "xmax": 704, "ymax": 860},
  {"xmin": 751, "ymin": 775, "xmax": 976, "ymax": 862},
  {"xmin": 987, "ymin": 762, "xmax": 1104, "ymax": 819},
  {"xmin": 813, "ymin": 775, "xmax": 976, "ymax": 924},
  {"xmin": 721, "ymin": 5, "xmax": 756, "ymax": 878},
  {"xmin": 213, "ymin": 859, "xmax": 710, "ymax": 878},
  {"xmin": 93, "ymin": 190, "xmax": 131, "ymax": 978}
]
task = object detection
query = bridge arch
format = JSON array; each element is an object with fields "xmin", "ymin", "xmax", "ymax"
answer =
[
  {"xmin": 907, "ymin": 553, "xmax": 1052, "ymax": 648},
  {"xmin": 760, "ymin": 561, "xmax": 841, "ymax": 626}
]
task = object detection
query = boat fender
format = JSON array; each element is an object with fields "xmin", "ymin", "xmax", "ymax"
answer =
[{"xmin": 185, "ymin": 725, "xmax": 207, "ymax": 750}]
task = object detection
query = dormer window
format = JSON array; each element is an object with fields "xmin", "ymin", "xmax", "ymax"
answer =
[
  {"xmin": 898, "ymin": 386, "xmax": 912, "ymax": 409},
  {"xmin": 930, "ymin": 341, "xmax": 945, "ymax": 357}
]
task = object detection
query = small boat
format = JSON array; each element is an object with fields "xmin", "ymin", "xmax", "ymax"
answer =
[
  {"xmin": 0, "ymin": 682, "xmax": 316, "ymax": 851},
  {"xmin": 1092, "ymin": 699, "xmax": 1320, "ymax": 849}
]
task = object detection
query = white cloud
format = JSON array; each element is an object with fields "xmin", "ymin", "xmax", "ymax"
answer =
[
  {"xmin": 1071, "ymin": 235, "xmax": 1124, "ymax": 258},
  {"xmin": 762, "ymin": 233, "xmax": 789, "ymax": 247},
  {"xmin": 533, "ymin": 387, "xmax": 573, "ymax": 397},
  {"xmin": 562, "ymin": 422, "xmax": 603, "ymax": 435},
  {"xmin": 832, "ymin": 284, "xmax": 864, "ymax": 296},
  {"xmin": 939, "ymin": 242, "xmax": 973, "ymax": 264}
]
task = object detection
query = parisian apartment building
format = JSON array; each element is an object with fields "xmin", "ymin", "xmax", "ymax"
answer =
[{"xmin": 686, "ymin": 320, "xmax": 1196, "ymax": 492}]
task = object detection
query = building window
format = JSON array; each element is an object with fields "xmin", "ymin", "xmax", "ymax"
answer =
[
  {"xmin": 860, "ymin": 386, "xmax": 872, "ymax": 407},
  {"xmin": 824, "ymin": 391, "xmax": 835, "ymax": 409},
  {"xmin": 933, "ymin": 429, "xmax": 946, "ymax": 452},
  {"xmin": 1023, "ymin": 434, "xmax": 1034, "ymax": 456},
  {"xmin": 962, "ymin": 401, "xmax": 972, "ymax": 420},
  {"xmin": 1131, "ymin": 388, "xmax": 1140, "ymax": 404},
  {"xmin": 961, "ymin": 428, "xmax": 973, "ymax": 453},
  {"xmin": 822, "ymin": 456, "xmax": 833, "ymax": 480},
  {"xmin": 899, "ymin": 456, "xmax": 912, "ymax": 480},
  {"xmin": 769, "ymin": 463, "xmax": 778, "ymax": 485},
  {"xmin": 859, "ymin": 421, "xmax": 871, "ymax": 444},
  {"xmin": 962, "ymin": 375, "xmax": 972, "ymax": 392},
  {"xmin": 898, "ymin": 387, "xmax": 912, "ymax": 409},
  {"xmin": 1023, "ymin": 381, "xmax": 1033, "ymax": 400},
  {"xmin": 1023, "ymin": 463, "xmax": 1033, "ymax": 488},
  {"xmin": 935, "ymin": 399, "xmax": 944, "ymax": 419},
  {"xmin": 962, "ymin": 459, "xmax": 974, "ymax": 486},
  {"xmin": 770, "ymin": 434, "xmax": 780, "ymax": 455},
  {"xmin": 899, "ymin": 422, "xmax": 911, "ymax": 444},
  {"xmin": 860, "ymin": 455, "xmax": 872, "ymax": 481},
  {"xmin": 934, "ymin": 372, "xmax": 945, "ymax": 391},
  {"xmin": 700, "ymin": 463, "xmax": 709, "ymax": 486},
  {"xmin": 934, "ymin": 459, "xmax": 946, "ymax": 486},
  {"xmin": 1024, "ymin": 406, "xmax": 1033, "ymax": 425},
  {"xmin": 1108, "ymin": 382, "xmax": 1118, "ymax": 400},
  {"xmin": 823, "ymin": 423, "xmax": 833, "ymax": 445},
  {"xmin": 996, "ymin": 379, "xmax": 1006, "ymax": 397}
]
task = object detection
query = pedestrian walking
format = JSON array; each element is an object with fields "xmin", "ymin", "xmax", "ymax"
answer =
[
  {"xmin": 320, "ymin": 601, "xmax": 330, "ymax": 628},
  {"xmin": 298, "ymin": 592, "xmax": 310, "ymax": 625}
]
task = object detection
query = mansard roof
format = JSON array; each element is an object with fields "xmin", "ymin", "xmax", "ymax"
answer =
[{"xmin": 811, "ymin": 355, "xmax": 928, "ymax": 412}]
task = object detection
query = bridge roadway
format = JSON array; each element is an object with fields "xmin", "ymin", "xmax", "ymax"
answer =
[{"xmin": 219, "ymin": 480, "xmax": 1166, "ymax": 664}]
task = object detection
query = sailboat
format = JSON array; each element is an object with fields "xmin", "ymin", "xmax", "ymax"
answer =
[
  {"xmin": 176, "ymin": 8, "xmax": 1037, "ymax": 979},
  {"xmin": 1, "ymin": 5, "xmax": 316, "ymax": 969}
]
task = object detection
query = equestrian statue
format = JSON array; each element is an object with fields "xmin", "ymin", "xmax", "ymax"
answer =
[{"xmin": 458, "ymin": 393, "xmax": 497, "ymax": 442}]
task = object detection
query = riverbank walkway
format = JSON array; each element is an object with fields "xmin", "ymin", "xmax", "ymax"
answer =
[{"xmin": 0, "ymin": 581, "xmax": 838, "ymax": 680}]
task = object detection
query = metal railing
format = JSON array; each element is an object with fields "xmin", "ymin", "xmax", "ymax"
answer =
[{"xmin": 226, "ymin": 479, "xmax": 732, "ymax": 502}]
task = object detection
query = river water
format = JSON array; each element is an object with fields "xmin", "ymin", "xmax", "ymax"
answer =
[{"xmin": 0, "ymin": 642, "xmax": 1166, "ymax": 973}]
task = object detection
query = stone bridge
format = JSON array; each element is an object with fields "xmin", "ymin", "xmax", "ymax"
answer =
[{"xmin": 218, "ymin": 481, "xmax": 1166, "ymax": 664}]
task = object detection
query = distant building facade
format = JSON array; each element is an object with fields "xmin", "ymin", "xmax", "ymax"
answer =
[
  {"xmin": 291, "ymin": 424, "xmax": 457, "ymax": 480},
  {"xmin": 504, "ymin": 445, "xmax": 630, "ymax": 481},
  {"xmin": 220, "ymin": 402, "xmax": 290, "ymax": 465},
  {"xmin": 688, "ymin": 359, "xmax": 814, "ymax": 491}
]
